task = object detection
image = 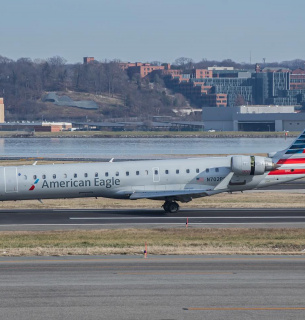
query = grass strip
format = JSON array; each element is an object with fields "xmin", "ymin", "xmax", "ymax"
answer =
[{"xmin": 0, "ymin": 228, "xmax": 305, "ymax": 256}]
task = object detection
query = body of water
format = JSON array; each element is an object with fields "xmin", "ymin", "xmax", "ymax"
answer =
[{"xmin": 0, "ymin": 137, "xmax": 295, "ymax": 159}]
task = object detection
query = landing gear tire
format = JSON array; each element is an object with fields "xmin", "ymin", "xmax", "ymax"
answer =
[{"xmin": 163, "ymin": 201, "xmax": 179, "ymax": 213}]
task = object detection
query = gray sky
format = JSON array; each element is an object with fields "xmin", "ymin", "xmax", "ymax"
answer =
[{"xmin": 1, "ymin": 0, "xmax": 304, "ymax": 64}]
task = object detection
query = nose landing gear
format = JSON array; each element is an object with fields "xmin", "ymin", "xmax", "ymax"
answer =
[{"xmin": 162, "ymin": 201, "xmax": 180, "ymax": 213}]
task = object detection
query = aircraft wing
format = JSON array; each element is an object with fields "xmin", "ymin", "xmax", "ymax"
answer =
[
  {"xmin": 129, "ymin": 189, "xmax": 225, "ymax": 201},
  {"xmin": 129, "ymin": 172, "xmax": 235, "ymax": 201}
]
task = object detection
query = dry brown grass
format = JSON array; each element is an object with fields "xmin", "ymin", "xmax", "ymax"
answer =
[{"xmin": 0, "ymin": 228, "xmax": 305, "ymax": 256}]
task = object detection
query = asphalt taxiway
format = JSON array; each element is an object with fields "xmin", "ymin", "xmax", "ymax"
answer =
[
  {"xmin": 0, "ymin": 208, "xmax": 305, "ymax": 230},
  {"xmin": 0, "ymin": 254, "xmax": 305, "ymax": 320}
]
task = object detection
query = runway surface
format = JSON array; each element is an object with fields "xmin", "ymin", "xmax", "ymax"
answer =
[
  {"xmin": 1, "ymin": 208, "xmax": 305, "ymax": 230},
  {"xmin": 0, "ymin": 254, "xmax": 305, "ymax": 320}
]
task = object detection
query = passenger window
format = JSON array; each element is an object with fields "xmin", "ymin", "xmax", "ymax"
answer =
[
  {"xmin": 63, "ymin": 173, "xmax": 67, "ymax": 178},
  {"xmin": 215, "ymin": 168, "xmax": 219, "ymax": 172},
  {"xmin": 154, "ymin": 170, "xmax": 158, "ymax": 175},
  {"xmin": 42, "ymin": 174, "xmax": 46, "ymax": 179},
  {"xmin": 126, "ymin": 171, "xmax": 129, "ymax": 176},
  {"xmin": 206, "ymin": 169, "xmax": 209, "ymax": 173},
  {"xmin": 33, "ymin": 175, "xmax": 37, "ymax": 179},
  {"xmin": 165, "ymin": 170, "xmax": 169, "ymax": 174},
  {"xmin": 145, "ymin": 170, "xmax": 148, "ymax": 175},
  {"xmin": 24, "ymin": 175, "xmax": 27, "ymax": 180},
  {"xmin": 186, "ymin": 169, "xmax": 190, "ymax": 174},
  {"xmin": 196, "ymin": 168, "xmax": 200, "ymax": 173},
  {"xmin": 84, "ymin": 173, "xmax": 88, "ymax": 178},
  {"xmin": 95, "ymin": 172, "xmax": 98, "ymax": 177},
  {"xmin": 105, "ymin": 172, "xmax": 109, "ymax": 177},
  {"xmin": 116, "ymin": 171, "xmax": 119, "ymax": 176},
  {"xmin": 136, "ymin": 171, "xmax": 139, "ymax": 175},
  {"xmin": 53, "ymin": 174, "xmax": 56, "ymax": 179},
  {"xmin": 176, "ymin": 169, "xmax": 179, "ymax": 174},
  {"xmin": 74, "ymin": 173, "xmax": 77, "ymax": 178}
]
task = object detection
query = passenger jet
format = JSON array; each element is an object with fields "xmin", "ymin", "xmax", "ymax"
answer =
[{"xmin": 1, "ymin": 130, "xmax": 305, "ymax": 212}]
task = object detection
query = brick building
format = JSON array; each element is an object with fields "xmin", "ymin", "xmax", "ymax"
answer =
[
  {"xmin": 35, "ymin": 122, "xmax": 72, "ymax": 132},
  {"xmin": 120, "ymin": 62, "xmax": 165, "ymax": 78},
  {"xmin": 120, "ymin": 61, "xmax": 305, "ymax": 109},
  {"xmin": 83, "ymin": 57, "xmax": 95, "ymax": 64},
  {"xmin": 191, "ymin": 69, "xmax": 213, "ymax": 79},
  {"xmin": 290, "ymin": 69, "xmax": 305, "ymax": 90}
]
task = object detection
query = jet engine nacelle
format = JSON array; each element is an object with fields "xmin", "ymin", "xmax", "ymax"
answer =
[{"xmin": 231, "ymin": 155, "xmax": 276, "ymax": 176}]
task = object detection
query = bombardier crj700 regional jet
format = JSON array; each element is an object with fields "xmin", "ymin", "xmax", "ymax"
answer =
[{"xmin": 1, "ymin": 130, "xmax": 305, "ymax": 213}]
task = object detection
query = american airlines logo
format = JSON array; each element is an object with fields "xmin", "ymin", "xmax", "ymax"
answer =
[{"xmin": 29, "ymin": 179, "xmax": 39, "ymax": 191}]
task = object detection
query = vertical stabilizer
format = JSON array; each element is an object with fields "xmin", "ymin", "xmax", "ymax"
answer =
[{"xmin": 273, "ymin": 129, "xmax": 305, "ymax": 167}]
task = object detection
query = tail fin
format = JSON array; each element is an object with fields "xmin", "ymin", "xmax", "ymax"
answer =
[{"xmin": 273, "ymin": 129, "xmax": 305, "ymax": 165}]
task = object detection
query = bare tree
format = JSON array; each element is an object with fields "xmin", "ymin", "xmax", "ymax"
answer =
[{"xmin": 173, "ymin": 57, "xmax": 194, "ymax": 70}]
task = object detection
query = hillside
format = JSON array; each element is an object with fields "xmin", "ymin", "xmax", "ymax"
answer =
[
  {"xmin": 0, "ymin": 57, "xmax": 189, "ymax": 122},
  {"xmin": 40, "ymin": 91, "xmax": 125, "ymax": 121}
]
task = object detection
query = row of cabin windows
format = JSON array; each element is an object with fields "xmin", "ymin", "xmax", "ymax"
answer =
[
  {"xmin": 27, "ymin": 172, "xmax": 102, "ymax": 180},
  {"xmin": 164, "ymin": 168, "xmax": 199, "ymax": 175},
  {"xmin": 25, "ymin": 168, "xmax": 219, "ymax": 180}
]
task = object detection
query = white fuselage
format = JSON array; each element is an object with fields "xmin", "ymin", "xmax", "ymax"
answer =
[{"xmin": 0, "ymin": 156, "xmax": 301, "ymax": 202}]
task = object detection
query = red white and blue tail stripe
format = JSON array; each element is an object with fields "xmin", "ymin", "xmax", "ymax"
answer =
[
  {"xmin": 274, "ymin": 129, "xmax": 305, "ymax": 161},
  {"xmin": 284, "ymin": 130, "xmax": 305, "ymax": 155},
  {"xmin": 269, "ymin": 129, "xmax": 305, "ymax": 176}
]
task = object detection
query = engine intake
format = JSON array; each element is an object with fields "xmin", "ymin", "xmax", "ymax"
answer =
[{"xmin": 231, "ymin": 155, "xmax": 276, "ymax": 176}]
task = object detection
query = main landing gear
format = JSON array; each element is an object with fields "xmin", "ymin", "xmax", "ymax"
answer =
[{"xmin": 162, "ymin": 201, "xmax": 180, "ymax": 213}]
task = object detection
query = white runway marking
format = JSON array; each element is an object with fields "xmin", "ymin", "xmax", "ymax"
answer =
[
  {"xmin": 69, "ymin": 216, "xmax": 305, "ymax": 220},
  {"xmin": 54, "ymin": 208, "xmax": 300, "ymax": 212}
]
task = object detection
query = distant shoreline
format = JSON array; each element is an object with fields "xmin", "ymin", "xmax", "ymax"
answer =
[{"xmin": 0, "ymin": 131, "xmax": 298, "ymax": 139}]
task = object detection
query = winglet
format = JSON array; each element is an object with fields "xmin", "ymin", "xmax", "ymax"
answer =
[
  {"xmin": 213, "ymin": 172, "xmax": 234, "ymax": 191},
  {"xmin": 109, "ymin": 158, "xmax": 114, "ymax": 163}
]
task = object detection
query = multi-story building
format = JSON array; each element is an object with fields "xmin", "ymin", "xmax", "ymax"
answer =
[
  {"xmin": 203, "ymin": 77, "xmax": 253, "ymax": 106},
  {"xmin": 190, "ymin": 69, "xmax": 213, "ymax": 79},
  {"xmin": 199, "ymin": 94, "xmax": 227, "ymax": 107},
  {"xmin": 267, "ymin": 71, "xmax": 290, "ymax": 97},
  {"xmin": 120, "ymin": 60, "xmax": 305, "ymax": 109},
  {"xmin": 252, "ymin": 67, "xmax": 298, "ymax": 105},
  {"xmin": 83, "ymin": 57, "xmax": 95, "ymax": 64},
  {"xmin": 119, "ymin": 62, "xmax": 166, "ymax": 78},
  {"xmin": 290, "ymin": 69, "xmax": 305, "ymax": 90},
  {"xmin": 253, "ymin": 72, "xmax": 269, "ymax": 104}
]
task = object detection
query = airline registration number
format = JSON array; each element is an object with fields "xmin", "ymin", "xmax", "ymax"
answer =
[{"xmin": 206, "ymin": 176, "xmax": 223, "ymax": 182}]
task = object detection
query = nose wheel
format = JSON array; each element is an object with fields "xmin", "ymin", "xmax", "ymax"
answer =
[{"xmin": 163, "ymin": 201, "xmax": 180, "ymax": 213}]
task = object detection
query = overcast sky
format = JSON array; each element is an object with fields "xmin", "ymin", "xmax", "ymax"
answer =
[{"xmin": 1, "ymin": 0, "xmax": 304, "ymax": 64}]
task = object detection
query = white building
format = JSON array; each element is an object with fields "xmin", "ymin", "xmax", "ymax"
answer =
[{"xmin": 202, "ymin": 105, "xmax": 305, "ymax": 131}]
